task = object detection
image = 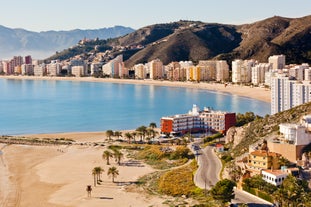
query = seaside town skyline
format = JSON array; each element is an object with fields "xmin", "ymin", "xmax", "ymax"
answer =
[{"xmin": 1, "ymin": 4, "xmax": 311, "ymax": 205}]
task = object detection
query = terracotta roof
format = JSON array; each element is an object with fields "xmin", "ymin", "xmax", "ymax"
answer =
[
  {"xmin": 262, "ymin": 169, "xmax": 288, "ymax": 176},
  {"xmin": 250, "ymin": 150, "xmax": 281, "ymax": 157}
]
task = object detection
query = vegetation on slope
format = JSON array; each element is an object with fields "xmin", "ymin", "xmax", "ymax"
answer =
[{"xmin": 230, "ymin": 102, "xmax": 311, "ymax": 157}]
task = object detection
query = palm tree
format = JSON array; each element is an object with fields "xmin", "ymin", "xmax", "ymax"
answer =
[
  {"xmin": 149, "ymin": 122, "xmax": 157, "ymax": 129},
  {"xmin": 92, "ymin": 166, "xmax": 104, "ymax": 186},
  {"xmin": 95, "ymin": 166, "xmax": 104, "ymax": 182},
  {"xmin": 92, "ymin": 168, "xmax": 97, "ymax": 187},
  {"xmin": 131, "ymin": 131, "xmax": 137, "ymax": 143},
  {"xmin": 102, "ymin": 150, "xmax": 113, "ymax": 165},
  {"xmin": 107, "ymin": 166, "xmax": 119, "ymax": 183},
  {"xmin": 114, "ymin": 131, "xmax": 122, "ymax": 140},
  {"xmin": 124, "ymin": 132, "xmax": 133, "ymax": 144},
  {"xmin": 113, "ymin": 150, "xmax": 123, "ymax": 165},
  {"xmin": 106, "ymin": 130, "xmax": 114, "ymax": 141},
  {"xmin": 136, "ymin": 125, "xmax": 147, "ymax": 142}
]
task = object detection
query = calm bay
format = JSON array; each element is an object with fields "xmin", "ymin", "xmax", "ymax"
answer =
[{"xmin": 0, "ymin": 78, "xmax": 270, "ymax": 135}]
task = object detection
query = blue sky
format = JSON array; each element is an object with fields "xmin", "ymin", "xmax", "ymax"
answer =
[{"xmin": 1, "ymin": 0, "xmax": 310, "ymax": 32}]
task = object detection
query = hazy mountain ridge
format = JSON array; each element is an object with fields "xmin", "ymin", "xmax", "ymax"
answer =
[{"xmin": 0, "ymin": 25, "xmax": 134, "ymax": 59}]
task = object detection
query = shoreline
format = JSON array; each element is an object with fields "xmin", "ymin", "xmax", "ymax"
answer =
[{"xmin": 0, "ymin": 75, "xmax": 271, "ymax": 103}]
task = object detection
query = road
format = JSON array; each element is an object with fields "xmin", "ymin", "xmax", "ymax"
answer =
[
  {"xmin": 193, "ymin": 145, "xmax": 222, "ymax": 190},
  {"xmin": 192, "ymin": 143, "xmax": 273, "ymax": 206}
]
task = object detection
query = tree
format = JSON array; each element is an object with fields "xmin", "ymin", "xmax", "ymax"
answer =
[
  {"xmin": 102, "ymin": 150, "xmax": 113, "ymax": 165},
  {"xmin": 210, "ymin": 179, "xmax": 236, "ymax": 204},
  {"xmin": 131, "ymin": 131, "xmax": 137, "ymax": 143},
  {"xmin": 136, "ymin": 125, "xmax": 147, "ymax": 142},
  {"xmin": 92, "ymin": 166, "xmax": 104, "ymax": 186},
  {"xmin": 113, "ymin": 150, "xmax": 123, "ymax": 165},
  {"xmin": 92, "ymin": 168, "xmax": 97, "ymax": 187},
  {"xmin": 107, "ymin": 166, "xmax": 119, "ymax": 182},
  {"xmin": 149, "ymin": 122, "xmax": 157, "ymax": 129},
  {"xmin": 273, "ymin": 175, "xmax": 309, "ymax": 206},
  {"xmin": 114, "ymin": 131, "xmax": 122, "ymax": 140},
  {"xmin": 124, "ymin": 132, "xmax": 133, "ymax": 144},
  {"xmin": 106, "ymin": 130, "xmax": 114, "ymax": 141}
]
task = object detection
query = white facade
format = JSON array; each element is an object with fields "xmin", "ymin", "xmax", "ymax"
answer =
[
  {"xmin": 262, "ymin": 170, "xmax": 288, "ymax": 186},
  {"xmin": 270, "ymin": 75, "xmax": 296, "ymax": 114},
  {"xmin": 232, "ymin": 59, "xmax": 255, "ymax": 83},
  {"xmin": 251, "ymin": 63, "xmax": 272, "ymax": 85},
  {"xmin": 279, "ymin": 123, "xmax": 311, "ymax": 145},
  {"xmin": 21, "ymin": 64, "xmax": 34, "ymax": 75}
]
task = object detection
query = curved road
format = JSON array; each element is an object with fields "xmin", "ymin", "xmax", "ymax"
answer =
[
  {"xmin": 192, "ymin": 144, "xmax": 273, "ymax": 206},
  {"xmin": 193, "ymin": 145, "xmax": 222, "ymax": 190}
]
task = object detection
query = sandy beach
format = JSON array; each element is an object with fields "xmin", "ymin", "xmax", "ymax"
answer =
[
  {"xmin": 0, "ymin": 76, "xmax": 270, "ymax": 206},
  {"xmin": 0, "ymin": 138, "xmax": 168, "ymax": 207}
]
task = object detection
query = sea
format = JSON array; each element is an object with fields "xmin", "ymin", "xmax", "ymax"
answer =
[{"xmin": 0, "ymin": 78, "xmax": 270, "ymax": 135}]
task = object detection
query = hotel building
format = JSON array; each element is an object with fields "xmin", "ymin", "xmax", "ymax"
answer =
[{"xmin": 160, "ymin": 105, "xmax": 236, "ymax": 135}]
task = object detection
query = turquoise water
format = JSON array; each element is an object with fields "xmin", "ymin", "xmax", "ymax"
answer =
[{"xmin": 0, "ymin": 79, "xmax": 270, "ymax": 135}]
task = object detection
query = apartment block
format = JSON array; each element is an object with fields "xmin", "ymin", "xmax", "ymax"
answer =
[
  {"xmin": 149, "ymin": 59, "xmax": 163, "ymax": 80},
  {"xmin": 247, "ymin": 150, "xmax": 281, "ymax": 174},
  {"xmin": 251, "ymin": 63, "xmax": 272, "ymax": 85},
  {"xmin": 47, "ymin": 61, "xmax": 62, "ymax": 76},
  {"xmin": 21, "ymin": 64, "xmax": 34, "ymax": 75},
  {"xmin": 216, "ymin": 60, "xmax": 229, "ymax": 82},
  {"xmin": 232, "ymin": 59, "xmax": 255, "ymax": 83},
  {"xmin": 160, "ymin": 104, "xmax": 236, "ymax": 135},
  {"xmin": 134, "ymin": 63, "xmax": 146, "ymax": 79},
  {"xmin": 102, "ymin": 55, "xmax": 123, "ymax": 78},
  {"xmin": 268, "ymin": 55, "xmax": 286, "ymax": 70},
  {"xmin": 71, "ymin": 65, "xmax": 86, "ymax": 77},
  {"xmin": 33, "ymin": 64, "xmax": 46, "ymax": 76}
]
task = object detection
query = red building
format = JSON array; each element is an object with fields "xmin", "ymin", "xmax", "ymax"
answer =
[{"xmin": 161, "ymin": 105, "xmax": 236, "ymax": 135}]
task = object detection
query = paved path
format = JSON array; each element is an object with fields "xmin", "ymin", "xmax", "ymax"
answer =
[{"xmin": 193, "ymin": 145, "xmax": 222, "ymax": 190}]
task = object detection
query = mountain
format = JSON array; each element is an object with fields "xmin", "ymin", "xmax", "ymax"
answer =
[
  {"xmin": 0, "ymin": 25, "xmax": 134, "ymax": 59},
  {"xmin": 46, "ymin": 15, "xmax": 311, "ymax": 67}
]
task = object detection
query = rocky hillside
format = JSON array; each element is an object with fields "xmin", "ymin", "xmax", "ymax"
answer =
[
  {"xmin": 226, "ymin": 102, "xmax": 311, "ymax": 158},
  {"xmin": 46, "ymin": 15, "xmax": 311, "ymax": 67},
  {"xmin": 0, "ymin": 25, "xmax": 134, "ymax": 59}
]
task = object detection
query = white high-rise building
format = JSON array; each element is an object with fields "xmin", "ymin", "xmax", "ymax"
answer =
[
  {"xmin": 251, "ymin": 63, "xmax": 272, "ymax": 85},
  {"xmin": 268, "ymin": 55, "xmax": 286, "ymax": 70},
  {"xmin": 232, "ymin": 59, "xmax": 255, "ymax": 83},
  {"xmin": 271, "ymin": 75, "xmax": 311, "ymax": 114},
  {"xmin": 271, "ymin": 75, "xmax": 295, "ymax": 114}
]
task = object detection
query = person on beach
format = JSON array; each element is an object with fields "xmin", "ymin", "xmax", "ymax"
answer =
[{"xmin": 86, "ymin": 185, "xmax": 92, "ymax": 197}]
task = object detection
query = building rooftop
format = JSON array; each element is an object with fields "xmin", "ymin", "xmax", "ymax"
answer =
[
  {"xmin": 250, "ymin": 150, "xmax": 281, "ymax": 157},
  {"xmin": 262, "ymin": 169, "xmax": 288, "ymax": 176}
]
